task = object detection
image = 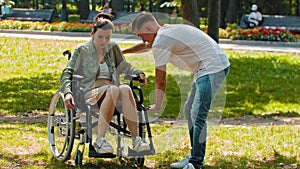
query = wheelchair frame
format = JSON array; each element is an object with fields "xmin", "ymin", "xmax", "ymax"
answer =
[{"xmin": 47, "ymin": 50, "xmax": 155, "ymax": 167}]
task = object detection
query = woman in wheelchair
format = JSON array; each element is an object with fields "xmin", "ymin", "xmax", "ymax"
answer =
[{"xmin": 60, "ymin": 18, "xmax": 150, "ymax": 155}]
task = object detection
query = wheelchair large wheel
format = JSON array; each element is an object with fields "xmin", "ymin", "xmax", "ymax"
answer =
[{"xmin": 47, "ymin": 92, "xmax": 76, "ymax": 162}]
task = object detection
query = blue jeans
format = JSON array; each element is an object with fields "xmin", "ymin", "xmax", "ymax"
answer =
[{"xmin": 184, "ymin": 66, "xmax": 230, "ymax": 169}]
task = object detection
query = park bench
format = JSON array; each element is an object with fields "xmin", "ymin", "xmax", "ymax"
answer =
[
  {"xmin": 6, "ymin": 8, "xmax": 55, "ymax": 22},
  {"xmin": 239, "ymin": 14, "xmax": 300, "ymax": 33},
  {"xmin": 79, "ymin": 10, "xmax": 100, "ymax": 23}
]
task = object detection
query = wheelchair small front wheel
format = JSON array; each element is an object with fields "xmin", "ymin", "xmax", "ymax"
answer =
[
  {"xmin": 74, "ymin": 149, "xmax": 83, "ymax": 167},
  {"xmin": 47, "ymin": 92, "xmax": 76, "ymax": 162},
  {"xmin": 136, "ymin": 157, "xmax": 145, "ymax": 167}
]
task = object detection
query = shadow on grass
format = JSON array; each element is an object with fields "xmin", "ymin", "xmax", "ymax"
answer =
[
  {"xmin": 204, "ymin": 150, "xmax": 298, "ymax": 169},
  {"xmin": 226, "ymin": 55, "xmax": 300, "ymax": 117},
  {"xmin": 0, "ymin": 151, "xmax": 50, "ymax": 168},
  {"xmin": 1, "ymin": 54, "xmax": 300, "ymax": 118},
  {"xmin": 156, "ymin": 147, "xmax": 299, "ymax": 169},
  {"xmin": 47, "ymin": 156, "xmax": 152, "ymax": 169},
  {"xmin": 0, "ymin": 73, "xmax": 61, "ymax": 115}
]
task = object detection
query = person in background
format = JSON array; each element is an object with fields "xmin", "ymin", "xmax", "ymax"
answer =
[
  {"xmin": 60, "ymin": 18, "xmax": 150, "ymax": 155},
  {"xmin": 101, "ymin": 1, "xmax": 112, "ymax": 15},
  {"xmin": 126, "ymin": 12, "xmax": 230, "ymax": 169},
  {"xmin": 243, "ymin": 4, "xmax": 262, "ymax": 28},
  {"xmin": 0, "ymin": 2, "xmax": 10, "ymax": 19}
]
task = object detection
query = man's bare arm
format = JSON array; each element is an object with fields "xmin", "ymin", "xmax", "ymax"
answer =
[{"xmin": 122, "ymin": 43, "xmax": 152, "ymax": 54}]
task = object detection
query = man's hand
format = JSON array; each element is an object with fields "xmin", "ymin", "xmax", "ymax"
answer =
[
  {"xmin": 147, "ymin": 104, "xmax": 162, "ymax": 112},
  {"xmin": 139, "ymin": 73, "xmax": 147, "ymax": 88},
  {"xmin": 64, "ymin": 93, "xmax": 75, "ymax": 110}
]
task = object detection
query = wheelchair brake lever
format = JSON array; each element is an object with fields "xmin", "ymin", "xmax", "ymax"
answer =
[{"xmin": 63, "ymin": 50, "xmax": 72, "ymax": 60}]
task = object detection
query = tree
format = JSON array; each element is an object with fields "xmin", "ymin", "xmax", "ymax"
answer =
[
  {"xmin": 226, "ymin": 0, "xmax": 238, "ymax": 24},
  {"xmin": 23, "ymin": 0, "xmax": 29, "ymax": 8},
  {"xmin": 111, "ymin": 0, "xmax": 124, "ymax": 11},
  {"xmin": 61, "ymin": 0, "xmax": 68, "ymax": 22},
  {"xmin": 80, "ymin": 0, "xmax": 90, "ymax": 19},
  {"xmin": 33, "ymin": 0, "xmax": 39, "ymax": 9},
  {"xmin": 92, "ymin": 0, "xmax": 96, "ymax": 11},
  {"xmin": 207, "ymin": 0, "xmax": 220, "ymax": 43},
  {"xmin": 220, "ymin": 0, "xmax": 230, "ymax": 28},
  {"xmin": 181, "ymin": 0, "xmax": 199, "ymax": 28}
]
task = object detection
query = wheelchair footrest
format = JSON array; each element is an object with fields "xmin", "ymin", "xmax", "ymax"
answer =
[
  {"xmin": 127, "ymin": 147, "xmax": 156, "ymax": 157},
  {"xmin": 88, "ymin": 151, "xmax": 116, "ymax": 158},
  {"xmin": 88, "ymin": 144, "xmax": 116, "ymax": 158}
]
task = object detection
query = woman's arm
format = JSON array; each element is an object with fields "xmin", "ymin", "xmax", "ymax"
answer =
[{"xmin": 60, "ymin": 47, "xmax": 81, "ymax": 109}]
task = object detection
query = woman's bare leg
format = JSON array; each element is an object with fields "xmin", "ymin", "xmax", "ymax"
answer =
[
  {"xmin": 97, "ymin": 86, "xmax": 119, "ymax": 137},
  {"xmin": 119, "ymin": 84, "xmax": 138, "ymax": 137}
]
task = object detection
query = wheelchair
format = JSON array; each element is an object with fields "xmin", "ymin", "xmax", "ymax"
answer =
[{"xmin": 47, "ymin": 50, "xmax": 155, "ymax": 167}]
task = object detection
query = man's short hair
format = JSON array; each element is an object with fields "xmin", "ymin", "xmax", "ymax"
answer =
[{"xmin": 131, "ymin": 12, "xmax": 157, "ymax": 32}]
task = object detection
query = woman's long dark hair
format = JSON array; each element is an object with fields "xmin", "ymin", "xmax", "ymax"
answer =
[{"xmin": 92, "ymin": 18, "xmax": 114, "ymax": 34}]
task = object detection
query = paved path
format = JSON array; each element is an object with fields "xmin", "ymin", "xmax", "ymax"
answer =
[{"xmin": 0, "ymin": 30, "xmax": 299, "ymax": 53}]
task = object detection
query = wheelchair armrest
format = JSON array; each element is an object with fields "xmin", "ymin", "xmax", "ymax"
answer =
[
  {"xmin": 124, "ymin": 74, "xmax": 140, "ymax": 81},
  {"xmin": 72, "ymin": 74, "xmax": 84, "ymax": 81},
  {"xmin": 72, "ymin": 74, "xmax": 84, "ymax": 88}
]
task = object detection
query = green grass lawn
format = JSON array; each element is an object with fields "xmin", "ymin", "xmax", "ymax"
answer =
[
  {"xmin": 0, "ymin": 37, "xmax": 299, "ymax": 168},
  {"xmin": 0, "ymin": 37, "xmax": 299, "ymax": 118},
  {"xmin": 0, "ymin": 122, "xmax": 299, "ymax": 169}
]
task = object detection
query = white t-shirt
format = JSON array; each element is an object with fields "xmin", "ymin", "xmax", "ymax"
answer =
[
  {"xmin": 248, "ymin": 11, "xmax": 262, "ymax": 26},
  {"xmin": 152, "ymin": 24, "xmax": 230, "ymax": 80}
]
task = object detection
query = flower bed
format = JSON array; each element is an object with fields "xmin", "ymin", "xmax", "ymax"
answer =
[
  {"xmin": 0, "ymin": 20, "xmax": 299, "ymax": 42},
  {"xmin": 224, "ymin": 24, "xmax": 300, "ymax": 42}
]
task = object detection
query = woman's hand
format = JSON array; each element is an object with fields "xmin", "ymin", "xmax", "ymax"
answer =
[
  {"xmin": 139, "ymin": 73, "xmax": 147, "ymax": 88},
  {"xmin": 64, "ymin": 93, "xmax": 75, "ymax": 110}
]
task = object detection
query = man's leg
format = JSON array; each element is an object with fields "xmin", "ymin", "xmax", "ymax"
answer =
[
  {"xmin": 189, "ymin": 67, "xmax": 229, "ymax": 169},
  {"xmin": 189, "ymin": 75, "xmax": 211, "ymax": 169},
  {"xmin": 170, "ymin": 82, "xmax": 196, "ymax": 168},
  {"xmin": 185, "ymin": 82, "xmax": 196, "ymax": 149}
]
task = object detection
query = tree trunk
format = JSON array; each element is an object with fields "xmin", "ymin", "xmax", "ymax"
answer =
[
  {"xmin": 92, "ymin": 0, "xmax": 96, "ymax": 11},
  {"xmin": 296, "ymin": 0, "xmax": 300, "ymax": 16},
  {"xmin": 111, "ymin": 0, "xmax": 124, "ymax": 11},
  {"xmin": 80, "ymin": 0, "xmax": 90, "ymax": 19},
  {"xmin": 61, "ymin": 0, "xmax": 68, "ymax": 22},
  {"xmin": 149, "ymin": 0, "xmax": 153, "ymax": 12},
  {"xmin": 24, "ymin": 0, "xmax": 29, "ymax": 8},
  {"xmin": 207, "ymin": 0, "xmax": 220, "ymax": 43},
  {"xmin": 220, "ymin": 0, "xmax": 230, "ymax": 28},
  {"xmin": 226, "ymin": 0, "xmax": 238, "ymax": 24},
  {"xmin": 181, "ymin": 0, "xmax": 200, "ymax": 28},
  {"xmin": 34, "ymin": 0, "xmax": 39, "ymax": 9},
  {"xmin": 73, "ymin": 0, "xmax": 80, "ymax": 14}
]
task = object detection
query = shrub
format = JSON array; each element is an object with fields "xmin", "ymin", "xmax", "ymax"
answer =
[
  {"xmin": 0, "ymin": 20, "xmax": 299, "ymax": 42},
  {"xmin": 225, "ymin": 23, "xmax": 300, "ymax": 42}
]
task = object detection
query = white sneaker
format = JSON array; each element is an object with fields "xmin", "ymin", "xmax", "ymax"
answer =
[
  {"xmin": 183, "ymin": 163, "xmax": 195, "ymax": 169},
  {"xmin": 170, "ymin": 156, "xmax": 190, "ymax": 168},
  {"xmin": 93, "ymin": 137, "xmax": 114, "ymax": 154},
  {"xmin": 133, "ymin": 136, "xmax": 150, "ymax": 152}
]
